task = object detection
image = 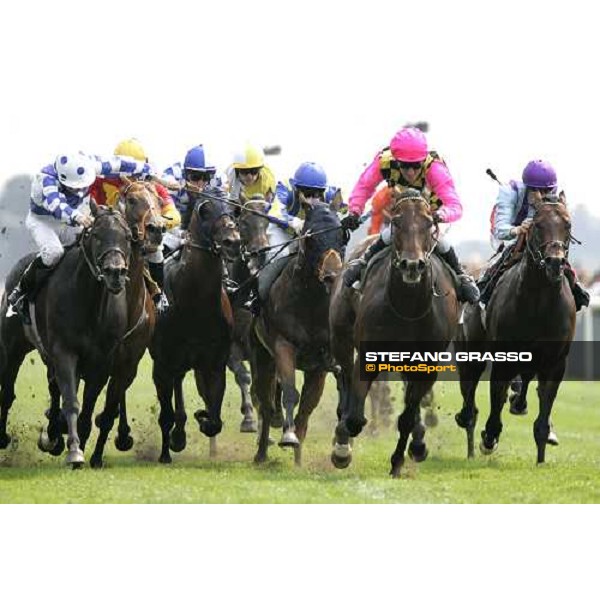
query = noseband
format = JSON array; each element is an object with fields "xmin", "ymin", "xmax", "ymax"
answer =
[
  {"xmin": 81, "ymin": 211, "xmax": 132, "ymax": 282},
  {"xmin": 390, "ymin": 196, "xmax": 439, "ymax": 269}
]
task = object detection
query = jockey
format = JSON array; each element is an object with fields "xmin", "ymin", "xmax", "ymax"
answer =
[
  {"xmin": 7, "ymin": 151, "xmax": 153, "ymax": 323},
  {"xmin": 161, "ymin": 144, "xmax": 220, "ymax": 253},
  {"xmin": 341, "ymin": 127, "xmax": 480, "ymax": 303},
  {"xmin": 245, "ymin": 161, "xmax": 344, "ymax": 315},
  {"xmin": 479, "ymin": 159, "xmax": 590, "ymax": 310},
  {"xmin": 90, "ymin": 138, "xmax": 181, "ymax": 313},
  {"xmin": 226, "ymin": 144, "xmax": 277, "ymax": 203}
]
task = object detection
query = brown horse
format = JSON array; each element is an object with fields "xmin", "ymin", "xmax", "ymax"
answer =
[
  {"xmin": 455, "ymin": 195, "xmax": 576, "ymax": 463},
  {"xmin": 251, "ymin": 201, "xmax": 344, "ymax": 465},
  {"xmin": 150, "ymin": 191, "xmax": 240, "ymax": 464},
  {"xmin": 330, "ymin": 188, "xmax": 459, "ymax": 477}
]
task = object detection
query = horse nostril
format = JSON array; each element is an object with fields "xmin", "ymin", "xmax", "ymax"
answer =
[
  {"xmin": 400, "ymin": 259, "xmax": 409, "ymax": 270},
  {"xmin": 418, "ymin": 259, "xmax": 426, "ymax": 272}
]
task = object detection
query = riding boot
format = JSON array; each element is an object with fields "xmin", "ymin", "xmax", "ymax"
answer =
[
  {"xmin": 7, "ymin": 256, "xmax": 54, "ymax": 324},
  {"xmin": 343, "ymin": 235, "xmax": 388, "ymax": 288},
  {"xmin": 148, "ymin": 261, "xmax": 169, "ymax": 314},
  {"xmin": 564, "ymin": 266, "xmax": 590, "ymax": 312},
  {"xmin": 437, "ymin": 246, "xmax": 480, "ymax": 304}
]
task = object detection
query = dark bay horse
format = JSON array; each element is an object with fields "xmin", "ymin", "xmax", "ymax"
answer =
[
  {"xmin": 455, "ymin": 196, "xmax": 576, "ymax": 463},
  {"xmin": 330, "ymin": 188, "xmax": 459, "ymax": 477},
  {"xmin": 150, "ymin": 191, "xmax": 240, "ymax": 464},
  {"xmin": 0, "ymin": 202, "xmax": 133, "ymax": 466},
  {"xmin": 251, "ymin": 201, "xmax": 344, "ymax": 465}
]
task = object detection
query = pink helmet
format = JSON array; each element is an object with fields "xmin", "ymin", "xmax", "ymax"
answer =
[{"xmin": 389, "ymin": 127, "xmax": 428, "ymax": 162}]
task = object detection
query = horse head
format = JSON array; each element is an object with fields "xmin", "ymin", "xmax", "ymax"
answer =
[
  {"xmin": 188, "ymin": 190, "xmax": 240, "ymax": 261},
  {"xmin": 238, "ymin": 194, "xmax": 270, "ymax": 275},
  {"xmin": 118, "ymin": 175, "xmax": 164, "ymax": 253},
  {"xmin": 526, "ymin": 192, "xmax": 572, "ymax": 283},
  {"xmin": 298, "ymin": 201, "xmax": 344, "ymax": 292},
  {"xmin": 389, "ymin": 187, "xmax": 436, "ymax": 284},
  {"xmin": 85, "ymin": 201, "xmax": 133, "ymax": 293}
]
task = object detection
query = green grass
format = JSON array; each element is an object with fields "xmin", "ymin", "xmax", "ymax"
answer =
[{"xmin": 1, "ymin": 353, "xmax": 599, "ymax": 503}]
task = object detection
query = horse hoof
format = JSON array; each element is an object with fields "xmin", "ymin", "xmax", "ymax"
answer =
[
  {"xmin": 169, "ymin": 429, "xmax": 187, "ymax": 453},
  {"xmin": 424, "ymin": 409, "xmax": 439, "ymax": 428},
  {"xmin": 331, "ymin": 442, "xmax": 352, "ymax": 469},
  {"xmin": 0, "ymin": 432, "xmax": 11, "ymax": 449},
  {"xmin": 90, "ymin": 455, "xmax": 104, "ymax": 469},
  {"xmin": 547, "ymin": 431, "xmax": 560, "ymax": 446},
  {"xmin": 455, "ymin": 411, "xmax": 469, "ymax": 429},
  {"xmin": 66, "ymin": 449, "xmax": 85, "ymax": 465},
  {"xmin": 240, "ymin": 417, "xmax": 258, "ymax": 433},
  {"xmin": 114, "ymin": 434, "xmax": 134, "ymax": 452},
  {"xmin": 479, "ymin": 433, "xmax": 498, "ymax": 455},
  {"xmin": 509, "ymin": 394, "xmax": 528, "ymax": 415},
  {"xmin": 37, "ymin": 430, "xmax": 51, "ymax": 453},
  {"xmin": 271, "ymin": 413, "xmax": 283, "ymax": 429},
  {"xmin": 48, "ymin": 436, "xmax": 65, "ymax": 457},
  {"xmin": 253, "ymin": 452, "xmax": 268, "ymax": 464},
  {"xmin": 278, "ymin": 431, "xmax": 300, "ymax": 448},
  {"xmin": 408, "ymin": 443, "xmax": 429, "ymax": 463},
  {"xmin": 200, "ymin": 420, "xmax": 222, "ymax": 438},
  {"xmin": 159, "ymin": 453, "xmax": 172, "ymax": 464}
]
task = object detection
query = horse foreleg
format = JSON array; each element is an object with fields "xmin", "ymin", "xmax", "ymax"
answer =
[
  {"xmin": 252, "ymin": 342, "xmax": 277, "ymax": 464},
  {"xmin": 154, "ymin": 364, "xmax": 175, "ymax": 464},
  {"xmin": 39, "ymin": 374, "xmax": 65, "ymax": 456},
  {"xmin": 534, "ymin": 360, "xmax": 565, "ymax": 464},
  {"xmin": 79, "ymin": 375, "xmax": 109, "ymax": 451},
  {"xmin": 54, "ymin": 351, "xmax": 84, "ymax": 467},
  {"xmin": 344, "ymin": 358, "xmax": 370, "ymax": 438},
  {"xmin": 481, "ymin": 370, "xmax": 510, "ymax": 455},
  {"xmin": 456, "ymin": 361, "xmax": 486, "ymax": 458},
  {"xmin": 390, "ymin": 380, "xmax": 429, "ymax": 478},
  {"xmin": 274, "ymin": 338, "xmax": 299, "ymax": 449},
  {"xmin": 169, "ymin": 373, "xmax": 187, "ymax": 453},
  {"xmin": 0, "ymin": 347, "xmax": 29, "ymax": 449},
  {"xmin": 293, "ymin": 370, "xmax": 327, "ymax": 466},
  {"xmin": 194, "ymin": 366, "xmax": 225, "ymax": 439},
  {"xmin": 228, "ymin": 352, "xmax": 256, "ymax": 433}
]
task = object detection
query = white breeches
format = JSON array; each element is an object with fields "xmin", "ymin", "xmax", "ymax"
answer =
[{"xmin": 25, "ymin": 211, "xmax": 84, "ymax": 267}]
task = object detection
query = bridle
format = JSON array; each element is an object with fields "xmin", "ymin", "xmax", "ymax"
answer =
[
  {"xmin": 80, "ymin": 210, "xmax": 132, "ymax": 282},
  {"xmin": 389, "ymin": 195, "xmax": 439, "ymax": 269},
  {"xmin": 186, "ymin": 198, "xmax": 237, "ymax": 255}
]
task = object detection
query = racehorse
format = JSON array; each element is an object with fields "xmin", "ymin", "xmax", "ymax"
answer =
[
  {"xmin": 455, "ymin": 194, "xmax": 576, "ymax": 463},
  {"xmin": 330, "ymin": 187, "xmax": 459, "ymax": 477},
  {"xmin": 149, "ymin": 190, "xmax": 240, "ymax": 464},
  {"xmin": 0, "ymin": 202, "xmax": 133, "ymax": 467},
  {"xmin": 251, "ymin": 201, "xmax": 344, "ymax": 465}
]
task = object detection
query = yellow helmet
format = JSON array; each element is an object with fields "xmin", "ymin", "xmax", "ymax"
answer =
[
  {"xmin": 114, "ymin": 138, "xmax": 147, "ymax": 161},
  {"xmin": 232, "ymin": 144, "xmax": 265, "ymax": 170}
]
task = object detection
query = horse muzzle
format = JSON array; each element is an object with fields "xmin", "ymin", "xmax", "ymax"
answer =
[
  {"xmin": 543, "ymin": 256, "xmax": 566, "ymax": 283},
  {"xmin": 398, "ymin": 257, "xmax": 426, "ymax": 284}
]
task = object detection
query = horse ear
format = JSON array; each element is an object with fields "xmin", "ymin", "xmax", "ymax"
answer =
[
  {"xmin": 559, "ymin": 190, "xmax": 567, "ymax": 205},
  {"xmin": 120, "ymin": 174, "xmax": 134, "ymax": 186},
  {"xmin": 90, "ymin": 198, "xmax": 99, "ymax": 217}
]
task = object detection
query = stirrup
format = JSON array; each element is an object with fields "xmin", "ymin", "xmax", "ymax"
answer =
[{"xmin": 154, "ymin": 293, "xmax": 169, "ymax": 314}]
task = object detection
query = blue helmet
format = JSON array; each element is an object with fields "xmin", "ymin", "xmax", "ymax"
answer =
[
  {"xmin": 184, "ymin": 145, "xmax": 216, "ymax": 173},
  {"xmin": 290, "ymin": 162, "xmax": 328, "ymax": 190}
]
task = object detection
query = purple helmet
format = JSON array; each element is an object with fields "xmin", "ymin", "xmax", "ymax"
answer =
[{"xmin": 522, "ymin": 159, "xmax": 557, "ymax": 189}]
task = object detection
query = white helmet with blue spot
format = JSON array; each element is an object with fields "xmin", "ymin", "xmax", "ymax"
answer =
[{"xmin": 54, "ymin": 152, "xmax": 97, "ymax": 189}]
